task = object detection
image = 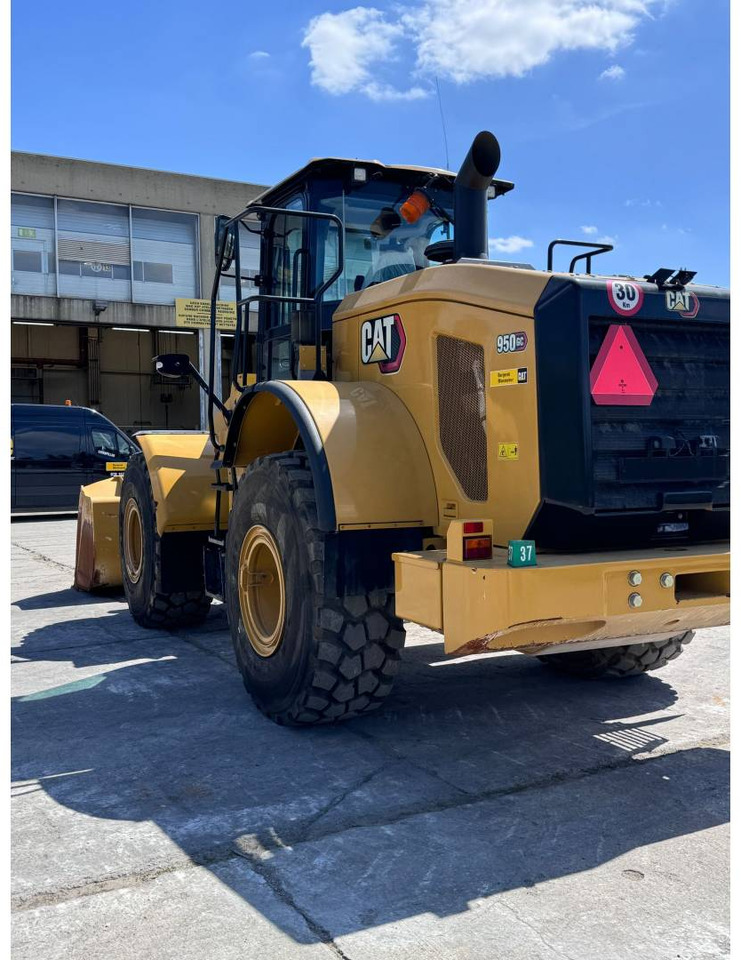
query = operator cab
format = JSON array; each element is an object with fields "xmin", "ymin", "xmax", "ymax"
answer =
[
  {"xmin": 254, "ymin": 158, "xmax": 461, "ymax": 302},
  {"xmin": 216, "ymin": 153, "xmax": 514, "ymax": 383}
]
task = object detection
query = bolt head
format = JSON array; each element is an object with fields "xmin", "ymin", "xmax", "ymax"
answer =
[
  {"xmin": 628, "ymin": 592, "xmax": 643, "ymax": 608},
  {"xmin": 628, "ymin": 570, "xmax": 642, "ymax": 586},
  {"xmin": 660, "ymin": 573, "xmax": 675, "ymax": 589}
]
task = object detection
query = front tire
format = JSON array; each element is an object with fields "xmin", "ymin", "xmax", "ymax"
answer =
[
  {"xmin": 537, "ymin": 632, "xmax": 694, "ymax": 679},
  {"xmin": 120, "ymin": 453, "xmax": 211, "ymax": 629},
  {"xmin": 225, "ymin": 452, "xmax": 405, "ymax": 725}
]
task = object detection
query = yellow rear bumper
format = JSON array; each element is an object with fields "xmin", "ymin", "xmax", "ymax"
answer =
[{"xmin": 393, "ymin": 542, "xmax": 730, "ymax": 655}]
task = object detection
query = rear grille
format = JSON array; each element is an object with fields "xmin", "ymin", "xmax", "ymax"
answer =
[
  {"xmin": 589, "ymin": 316, "xmax": 730, "ymax": 511},
  {"xmin": 436, "ymin": 335, "xmax": 488, "ymax": 501}
]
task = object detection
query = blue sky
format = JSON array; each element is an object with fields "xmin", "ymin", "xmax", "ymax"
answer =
[{"xmin": 12, "ymin": 0, "xmax": 729, "ymax": 284}]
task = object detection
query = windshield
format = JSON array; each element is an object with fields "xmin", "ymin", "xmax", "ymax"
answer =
[{"xmin": 319, "ymin": 178, "xmax": 454, "ymax": 299}]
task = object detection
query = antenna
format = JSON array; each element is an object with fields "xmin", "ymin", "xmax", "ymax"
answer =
[{"xmin": 435, "ymin": 76, "xmax": 450, "ymax": 171}]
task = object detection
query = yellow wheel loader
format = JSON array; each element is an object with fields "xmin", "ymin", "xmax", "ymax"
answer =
[{"xmin": 75, "ymin": 131, "xmax": 730, "ymax": 725}]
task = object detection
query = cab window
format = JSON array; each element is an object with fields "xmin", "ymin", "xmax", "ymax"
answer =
[
  {"xmin": 317, "ymin": 178, "xmax": 454, "ymax": 300},
  {"xmin": 267, "ymin": 194, "xmax": 306, "ymax": 328}
]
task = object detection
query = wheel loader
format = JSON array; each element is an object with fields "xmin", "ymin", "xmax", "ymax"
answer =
[{"xmin": 75, "ymin": 131, "xmax": 730, "ymax": 725}]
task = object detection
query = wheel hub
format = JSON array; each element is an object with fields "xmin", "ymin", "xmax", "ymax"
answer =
[
  {"xmin": 238, "ymin": 525, "xmax": 286, "ymax": 657},
  {"xmin": 123, "ymin": 498, "xmax": 144, "ymax": 584}
]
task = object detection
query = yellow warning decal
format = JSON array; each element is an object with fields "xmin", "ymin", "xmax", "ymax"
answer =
[
  {"xmin": 497, "ymin": 443, "xmax": 519, "ymax": 460},
  {"xmin": 105, "ymin": 461, "xmax": 127, "ymax": 472},
  {"xmin": 490, "ymin": 367, "xmax": 528, "ymax": 387}
]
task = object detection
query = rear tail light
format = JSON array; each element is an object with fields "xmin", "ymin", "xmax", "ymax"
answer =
[
  {"xmin": 463, "ymin": 521, "xmax": 484, "ymax": 534},
  {"xmin": 463, "ymin": 536, "xmax": 492, "ymax": 561}
]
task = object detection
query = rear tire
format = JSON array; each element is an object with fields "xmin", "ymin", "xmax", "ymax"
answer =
[
  {"xmin": 225, "ymin": 452, "xmax": 405, "ymax": 725},
  {"xmin": 120, "ymin": 453, "xmax": 211, "ymax": 629},
  {"xmin": 537, "ymin": 632, "xmax": 694, "ymax": 678}
]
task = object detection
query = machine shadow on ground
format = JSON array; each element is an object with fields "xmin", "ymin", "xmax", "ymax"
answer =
[{"xmin": 11, "ymin": 587, "xmax": 730, "ymax": 943}]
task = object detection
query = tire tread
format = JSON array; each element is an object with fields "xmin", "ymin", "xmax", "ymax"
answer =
[
  {"xmin": 121, "ymin": 453, "xmax": 211, "ymax": 630},
  {"xmin": 537, "ymin": 631, "xmax": 694, "ymax": 679},
  {"xmin": 233, "ymin": 452, "xmax": 405, "ymax": 725}
]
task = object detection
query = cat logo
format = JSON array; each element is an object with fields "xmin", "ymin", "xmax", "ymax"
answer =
[
  {"xmin": 665, "ymin": 289, "xmax": 700, "ymax": 319},
  {"xmin": 360, "ymin": 313, "xmax": 406, "ymax": 374}
]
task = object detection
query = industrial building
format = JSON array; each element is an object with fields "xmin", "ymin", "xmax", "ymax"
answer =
[{"xmin": 11, "ymin": 153, "xmax": 266, "ymax": 431}]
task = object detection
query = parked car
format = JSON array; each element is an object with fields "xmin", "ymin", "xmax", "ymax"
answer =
[{"xmin": 11, "ymin": 403, "xmax": 138, "ymax": 513}]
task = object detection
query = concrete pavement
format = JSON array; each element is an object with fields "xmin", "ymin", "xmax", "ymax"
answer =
[{"xmin": 11, "ymin": 518, "xmax": 730, "ymax": 959}]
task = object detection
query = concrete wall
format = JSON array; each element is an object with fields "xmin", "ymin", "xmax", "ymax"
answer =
[{"xmin": 10, "ymin": 294, "xmax": 175, "ymax": 328}]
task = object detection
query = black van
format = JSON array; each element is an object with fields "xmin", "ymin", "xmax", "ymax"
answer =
[{"xmin": 11, "ymin": 404, "xmax": 138, "ymax": 513}]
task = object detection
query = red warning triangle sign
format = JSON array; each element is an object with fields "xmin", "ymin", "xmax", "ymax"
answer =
[{"xmin": 590, "ymin": 324, "xmax": 658, "ymax": 406}]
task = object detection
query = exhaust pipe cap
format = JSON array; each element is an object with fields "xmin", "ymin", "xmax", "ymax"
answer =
[{"xmin": 470, "ymin": 131, "xmax": 501, "ymax": 180}]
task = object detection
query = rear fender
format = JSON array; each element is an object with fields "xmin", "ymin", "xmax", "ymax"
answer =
[{"xmin": 223, "ymin": 381, "xmax": 438, "ymax": 532}]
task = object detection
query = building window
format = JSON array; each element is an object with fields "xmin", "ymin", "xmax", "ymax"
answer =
[
  {"xmin": 13, "ymin": 250, "xmax": 43, "ymax": 273},
  {"xmin": 11, "ymin": 194, "xmax": 56, "ymax": 296},
  {"xmin": 132, "ymin": 208, "xmax": 198, "ymax": 304},
  {"xmin": 133, "ymin": 261, "xmax": 174, "ymax": 284},
  {"xmin": 57, "ymin": 198, "xmax": 131, "ymax": 302},
  {"xmin": 60, "ymin": 261, "xmax": 131, "ymax": 280}
]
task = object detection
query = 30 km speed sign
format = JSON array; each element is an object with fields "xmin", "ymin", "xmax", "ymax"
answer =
[{"xmin": 607, "ymin": 279, "xmax": 644, "ymax": 317}]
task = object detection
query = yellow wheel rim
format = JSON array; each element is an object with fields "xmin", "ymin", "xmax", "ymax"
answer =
[
  {"xmin": 123, "ymin": 498, "xmax": 144, "ymax": 584},
  {"xmin": 238, "ymin": 525, "xmax": 286, "ymax": 657}
]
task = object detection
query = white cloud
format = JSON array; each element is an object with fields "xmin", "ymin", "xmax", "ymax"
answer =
[
  {"xmin": 599, "ymin": 64, "xmax": 626, "ymax": 81},
  {"xmin": 364, "ymin": 82, "xmax": 428, "ymax": 101},
  {"xmin": 597, "ymin": 234, "xmax": 616, "ymax": 245},
  {"xmin": 301, "ymin": 7, "xmax": 428, "ymax": 100},
  {"xmin": 581, "ymin": 225, "xmax": 599, "ymax": 235},
  {"xmin": 249, "ymin": 50, "xmax": 270, "ymax": 60},
  {"xmin": 489, "ymin": 236, "xmax": 534, "ymax": 254},
  {"xmin": 411, "ymin": 0, "xmax": 646, "ymax": 84},
  {"xmin": 303, "ymin": 1, "xmax": 658, "ymax": 98}
]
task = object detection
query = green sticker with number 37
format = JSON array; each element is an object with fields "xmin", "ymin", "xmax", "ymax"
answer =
[{"xmin": 507, "ymin": 539, "xmax": 537, "ymax": 567}]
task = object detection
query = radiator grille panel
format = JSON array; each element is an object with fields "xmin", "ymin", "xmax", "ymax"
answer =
[{"xmin": 436, "ymin": 335, "xmax": 488, "ymax": 501}]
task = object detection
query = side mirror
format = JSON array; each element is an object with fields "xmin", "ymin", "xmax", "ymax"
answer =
[
  {"xmin": 214, "ymin": 214, "xmax": 235, "ymax": 273},
  {"xmin": 154, "ymin": 354, "xmax": 192, "ymax": 379}
]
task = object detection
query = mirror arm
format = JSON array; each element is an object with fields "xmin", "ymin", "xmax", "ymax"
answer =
[{"xmin": 188, "ymin": 361, "xmax": 230, "ymax": 419}]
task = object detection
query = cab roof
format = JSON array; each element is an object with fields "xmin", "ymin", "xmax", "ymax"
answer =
[{"xmin": 251, "ymin": 156, "xmax": 514, "ymax": 208}]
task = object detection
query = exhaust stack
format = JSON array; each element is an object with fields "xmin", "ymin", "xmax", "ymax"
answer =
[{"xmin": 453, "ymin": 131, "xmax": 501, "ymax": 261}]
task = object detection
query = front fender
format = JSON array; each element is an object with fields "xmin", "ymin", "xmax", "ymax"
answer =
[{"xmin": 136, "ymin": 432, "xmax": 228, "ymax": 537}]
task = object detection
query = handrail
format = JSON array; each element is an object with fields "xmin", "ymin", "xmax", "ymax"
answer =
[
  {"xmin": 206, "ymin": 204, "xmax": 344, "ymax": 453},
  {"xmin": 546, "ymin": 239, "xmax": 613, "ymax": 274}
]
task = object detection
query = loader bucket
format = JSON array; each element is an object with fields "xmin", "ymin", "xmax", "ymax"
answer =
[{"xmin": 74, "ymin": 476, "xmax": 123, "ymax": 591}]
